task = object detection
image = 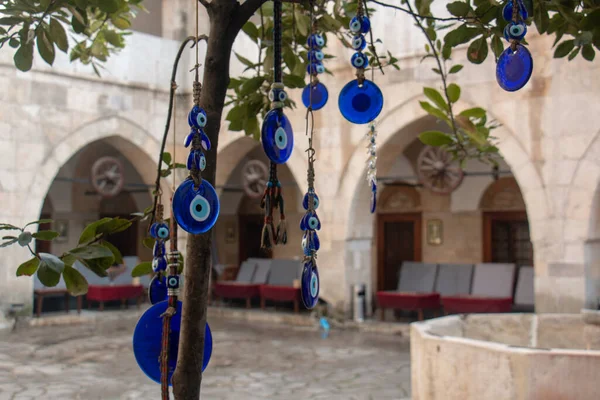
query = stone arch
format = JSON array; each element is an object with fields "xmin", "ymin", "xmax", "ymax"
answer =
[
  {"xmin": 378, "ymin": 185, "xmax": 421, "ymax": 214},
  {"xmin": 25, "ymin": 116, "xmax": 162, "ymax": 225},
  {"xmin": 479, "ymin": 177, "xmax": 526, "ymax": 212}
]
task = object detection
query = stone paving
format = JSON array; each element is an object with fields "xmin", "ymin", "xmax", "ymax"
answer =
[{"xmin": 0, "ymin": 310, "xmax": 411, "ymax": 400}]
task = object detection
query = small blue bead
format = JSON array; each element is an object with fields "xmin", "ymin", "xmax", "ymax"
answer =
[
  {"xmin": 360, "ymin": 16, "xmax": 371, "ymax": 33},
  {"xmin": 351, "ymin": 52, "xmax": 369, "ymax": 69},
  {"xmin": 351, "ymin": 35, "xmax": 367, "ymax": 51},
  {"xmin": 504, "ymin": 21, "xmax": 527, "ymax": 41}
]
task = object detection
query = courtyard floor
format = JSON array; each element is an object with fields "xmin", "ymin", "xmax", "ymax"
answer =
[{"xmin": 0, "ymin": 309, "xmax": 411, "ymax": 400}]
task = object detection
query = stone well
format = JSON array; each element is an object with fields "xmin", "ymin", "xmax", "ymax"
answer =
[{"xmin": 410, "ymin": 313, "xmax": 600, "ymax": 400}]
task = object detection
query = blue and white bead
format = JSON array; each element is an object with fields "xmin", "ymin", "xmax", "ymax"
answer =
[
  {"xmin": 503, "ymin": 21, "xmax": 527, "ymax": 41},
  {"xmin": 351, "ymin": 52, "xmax": 369, "ymax": 69}
]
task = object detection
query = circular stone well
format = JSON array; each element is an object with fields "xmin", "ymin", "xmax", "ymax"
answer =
[{"xmin": 410, "ymin": 313, "xmax": 600, "ymax": 400}]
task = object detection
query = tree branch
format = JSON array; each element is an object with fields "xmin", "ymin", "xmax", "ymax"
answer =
[
  {"xmin": 229, "ymin": 0, "xmax": 267, "ymax": 36},
  {"xmin": 198, "ymin": 0, "xmax": 211, "ymax": 9},
  {"xmin": 369, "ymin": 0, "xmax": 466, "ymax": 22}
]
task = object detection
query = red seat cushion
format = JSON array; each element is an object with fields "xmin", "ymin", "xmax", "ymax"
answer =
[
  {"xmin": 376, "ymin": 291, "xmax": 441, "ymax": 310},
  {"xmin": 442, "ymin": 295, "xmax": 513, "ymax": 313},
  {"xmin": 213, "ymin": 282, "xmax": 261, "ymax": 299},
  {"xmin": 260, "ymin": 285, "xmax": 300, "ymax": 302},
  {"xmin": 87, "ymin": 285, "xmax": 144, "ymax": 302}
]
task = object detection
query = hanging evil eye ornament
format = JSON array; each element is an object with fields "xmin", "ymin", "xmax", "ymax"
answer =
[
  {"xmin": 496, "ymin": 0, "xmax": 533, "ymax": 92},
  {"xmin": 173, "ymin": 84, "xmax": 220, "ymax": 234},
  {"xmin": 260, "ymin": 0, "xmax": 290, "ymax": 250},
  {"xmin": 366, "ymin": 122, "xmax": 377, "ymax": 213},
  {"xmin": 300, "ymin": 187, "xmax": 321, "ymax": 308},
  {"xmin": 302, "ymin": 28, "xmax": 329, "ymax": 111},
  {"xmin": 338, "ymin": 3, "xmax": 383, "ymax": 125},
  {"xmin": 147, "ymin": 205, "xmax": 169, "ymax": 304}
]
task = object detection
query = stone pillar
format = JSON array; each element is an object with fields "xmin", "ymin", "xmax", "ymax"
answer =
[
  {"xmin": 584, "ymin": 239, "xmax": 600, "ymax": 310},
  {"xmin": 344, "ymin": 238, "xmax": 373, "ymax": 318}
]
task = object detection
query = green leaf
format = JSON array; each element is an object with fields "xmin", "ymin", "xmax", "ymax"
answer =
[
  {"xmin": 582, "ymin": 45, "xmax": 595, "ymax": 62},
  {"xmin": 102, "ymin": 241, "xmax": 123, "ymax": 264},
  {"xmin": 226, "ymin": 105, "xmax": 246, "ymax": 122},
  {"xmin": 68, "ymin": 244, "xmax": 114, "ymax": 260},
  {"xmin": 14, "ymin": 43, "xmax": 33, "ymax": 72},
  {"xmin": 78, "ymin": 258, "xmax": 110, "ymax": 277},
  {"xmin": 449, "ymin": 64, "xmax": 463, "ymax": 74},
  {"xmin": 242, "ymin": 22, "xmax": 259, "ymax": 42},
  {"xmin": 441, "ymin": 45, "xmax": 452, "ymax": 60},
  {"xmin": 32, "ymin": 230, "xmax": 60, "ymax": 241},
  {"xmin": 568, "ymin": 47, "xmax": 580, "ymax": 61},
  {"xmin": 37, "ymin": 263, "xmax": 60, "ymax": 287},
  {"xmin": 17, "ymin": 232, "xmax": 32, "ymax": 247},
  {"xmin": 244, "ymin": 115, "xmax": 260, "ymax": 140},
  {"xmin": 99, "ymin": 0, "xmax": 120, "ymax": 13},
  {"xmin": 142, "ymin": 237, "xmax": 155, "ymax": 249},
  {"xmin": 16, "ymin": 257, "xmax": 40, "ymax": 277},
  {"xmin": 79, "ymin": 217, "xmax": 112, "ymax": 244},
  {"xmin": 239, "ymin": 76, "xmax": 264, "ymax": 97},
  {"xmin": 37, "ymin": 29, "xmax": 56, "ymax": 66},
  {"xmin": 491, "ymin": 35, "xmax": 503, "ymax": 59},
  {"xmin": 234, "ymin": 52, "xmax": 255, "ymax": 68},
  {"xmin": 104, "ymin": 30, "xmax": 122, "ymax": 47},
  {"xmin": 423, "ymin": 87, "xmax": 449, "ymax": 112},
  {"xmin": 111, "ymin": 16, "xmax": 131, "ymax": 30},
  {"xmin": 419, "ymin": 131, "xmax": 454, "ymax": 146},
  {"xmin": 419, "ymin": 101, "xmax": 450, "ymax": 124},
  {"xmin": 447, "ymin": 1, "xmax": 470, "ymax": 17},
  {"xmin": 61, "ymin": 253, "xmax": 77, "ymax": 268},
  {"xmin": 49, "ymin": 18, "xmax": 68, "ymax": 53},
  {"xmin": 467, "ymin": 37, "xmax": 488, "ymax": 64},
  {"xmin": 39, "ymin": 252, "xmax": 65, "ymax": 274},
  {"xmin": 24, "ymin": 219, "xmax": 52, "ymax": 228},
  {"xmin": 63, "ymin": 265, "xmax": 88, "ymax": 296},
  {"xmin": 161, "ymin": 151, "xmax": 172, "ymax": 166},
  {"xmin": 533, "ymin": 0, "xmax": 550, "ymax": 34},
  {"xmin": 444, "ymin": 25, "xmax": 481, "ymax": 47},
  {"xmin": 554, "ymin": 40, "xmax": 575, "ymax": 58},
  {"xmin": 132, "ymin": 262, "xmax": 152, "ymax": 277},
  {"xmin": 70, "ymin": 7, "xmax": 86, "ymax": 34},
  {"xmin": 459, "ymin": 107, "xmax": 486, "ymax": 119},
  {"xmin": 0, "ymin": 238, "xmax": 18, "ymax": 248},
  {"xmin": 447, "ymin": 83, "xmax": 461, "ymax": 103},
  {"xmin": 282, "ymin": 74, "xmax": 305, "ymax": 89}
]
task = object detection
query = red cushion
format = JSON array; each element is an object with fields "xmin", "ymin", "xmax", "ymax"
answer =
[
  {"xmin": 442, "ymin": 295, "xmax": 513, "ymax": 313},
  {"xmin": 377, "ymin": 291, "xmax": 441, "ymax": 310},
  {"xmin": 260, "ymin": 285, "xmax": 300, "ymax": 302},
  {"xmin": 87, "ymin": 285, "xmax": 144, "ymax": 302},
  {"xmin": 213, "ymin": 282, "xmax": 261, "ymax": 299}
]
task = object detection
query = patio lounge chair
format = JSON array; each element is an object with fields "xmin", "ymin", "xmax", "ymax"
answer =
[
  {"xmin": 34, "ymin": 275, "xmax": 82, "ymax": 317},
  {"xmin": 376, "ymin": 262, "xmax": 440, "ymax": 321},
  {"xmin": 259, "ymin": 259, "xmax": 303, "ymax": 313},
  {"xmin": 435, "ymin": 263, "xmax": 474, "ymax": 297},
  {"xmin": 513, "ymin": 266, "xmax": 534, "ymax": 312},
  {"xmin": 83, "ymin": 257, "xmax": 144, "ymax": 310},
  {"xmin": 442, "ymin": 263, "xmax": 516, "ymax": 314},
  {"xmin": 213, "ymin": 258, "xmax": 271, "ymax": 308}
]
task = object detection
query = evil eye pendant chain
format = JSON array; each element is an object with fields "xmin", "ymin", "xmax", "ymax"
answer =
[
  {"xmin": 260, "ymin": 0, "xmax": 293, "ymax": 249},
  {"xmin": 172, "ymin": 77, "xmax": 220, "ymax": 234},
  {"xmin": 496, "ymin": 0, "xmax": 533, "ymax": 91},
  {"xmin": 366, "ymin": 121, "xmax": 377, "ymax": 213},
  {"xmin": 300, "ymin": 2, "xmax": 324, "ymax": 310},
  {"xmin": 148, "ymin": 203, "xmax": 169, "ymax": 304},
  {"xmin": 338, "ymin": 0, "xmax": 383, "ymax": 124},
  {"xmin": 302, "ymin": 2, "xmax": 328, "ymax": 111}
]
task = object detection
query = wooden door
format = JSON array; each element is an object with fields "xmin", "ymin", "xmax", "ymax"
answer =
[
  {"xmin": 100, "ymin": 214, "xmax": 138, "ymax": 258},
  {"xmin": 238, "ymin": 214, "xmax": 272, "ymax": 265},
  {"xmin": 377, "ymin": 213, "xmax": 422, "ymax": 291},
  {"xmin": 35, "ymin": 215, "xmax": 52, "ymax": 254},
  {"xmin": 483, "ymin": 211, "xmax": 533, "ymax": 266}
]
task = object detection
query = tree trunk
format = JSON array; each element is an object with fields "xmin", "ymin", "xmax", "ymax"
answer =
[{"xmin": 171, "ymin": 1, "xmax": 259, "ymax": 398}]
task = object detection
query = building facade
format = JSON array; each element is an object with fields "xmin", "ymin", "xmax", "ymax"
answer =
[{"xmin": 0, "ymin": 1, "xmax": 599, "ymax": 321}]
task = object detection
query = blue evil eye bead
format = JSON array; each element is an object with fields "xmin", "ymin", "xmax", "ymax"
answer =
[
  {"xmin": 302, "ymin": 82, "xmax": 329, "ymax": 111},
  {"xmin": 349, "ymin": 16, "xmax": 362, "ymax": 33},
  {"xmin": 307, "ymin": 33, "xmax": 325, "ymax": 48},
  {"xmin": 148, "ymin": 274, "xmax": 167, "ymax": 304},
  {"xmin": 173, "ymin": 178, "xmax": 220, "ymax": 234},
  {"xmin": 187, "ymin": 150, "xmax": 204, "ymax": 171},
  {"xmin": 167, "ymin": 275, "xmax": 180, "ymax": 289},
  {"xmin": 199, "ymin": 154, "xmax": 206, "ymax": 171},
  {"xmin": 153, "ymin": 241, "xmax": 165, "ymax": 257},
  {"xmin": 261, "ymin": 108, "xmax": 294, "ymax": 164},
  {"xmin": 496, "ymin": 44, "xmax": 533, "ymax": 92},
  {"xmin": 184, "ymin": 131, "xmax": 194, "ymax": 148},
  {"xmin": 351, "ymin": 35, "xmax": 367, "ymax": 51},
  {"xmin": 351, "ymin": 52, "xmax": 369, "ymax": 69},
  {"xmin": 150, "ymin": 222, "xmax": 169, "ymax": 239},
  {"xmin": 269, "ymin": 88, "xmax": 288, "ymax": 103},
  {"xmin": 307, "ymin": 62, "xmax": 325, "ymax": 75},
  {"xmin": 504, "ymin": 22, "xmax": 527, "ymax": 41},
  {"xmin": 370, "ymin": 181, "xmax": 377, "ymax": 214},
  {"xmin": 503, "ymin": 0, "xmax": 528, "ymax": 22},
  {"xmin": 133, "ymin": 301, "xmax": 212, "ymax": 385},
  {"xmin": 360, "ymin": 16, "xmax": 371, "ymax": 33},
  {"xmin": 301, "ymin": 261, "xmax": 319, "ymax": 309},
  {"xmin": 152, "ymin": 256, "xmax": 167, "ymax": 272},
  {"xmin": 338, "ymin": 79, "xmax": 384, "ymax": 124},
  {"xmin": 188, "ymin": 105, "xmax": 208, "ymax": 129},
  {"xmin": 302, "ymin": 191, "xmax": 320, "ymax": 210},
  {"xmin": 200, "ymin": 131, "xmax": 211, "ymax": 151},
  {"xmin": 301, "ymin": 212, "xmax": 321, "ymax": 231},
  {"xmin": 304, "ymin": 230, "xmax": 320, "ymax": 251},
  {"xmin": 308, "ymin": 50, "xmax": 325, "ymax": 63}
]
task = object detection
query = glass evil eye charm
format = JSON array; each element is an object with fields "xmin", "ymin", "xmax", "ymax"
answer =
[
  {"xmin": 152, "ymin": 256, "xmax": 167, "ymax": 272},
  {"xmin": 302, "ymin": 82, "xmax": 329, "ymax": 111},
  {"xmin": 150, "ymin": 223, "xmax": 169, "ymax": 240},
  {"xmin": 302, "ymin": 231, "xmax": 320, "ymax": 255},
  {"xmin": 338, "ymin": 79, "xmax": 384, "ymax": 124},
  {"xmin": 352, "ymin": 35, "xmax": 367, "ymax": 51},
  {"xmin": 370, "ymin": 180, "xmax": 377, "ymax": 214},
  {"xmin": 133, "ymin": 301, "xmax": 212, "ymax": 385},
  {"xmin": 188, "ymin": 105, "xmax": 207, "ymax": 129},
  {"xmin": 302, "ymin": 191, "xmax": 320, "ymax": 210},
  {"xmin": 301, "ymin": 260, "xmax": 319, "ymax": 309},
  {"xmin": 173, "ymin": 178, "xmax": 220, "ymax": 234},
  {"xmin": 349, "ymin": 16, "xmax": 370, "ymax": 34},
  {"xmin": 496, "ymin": 44, "xmax": 533, "ymax": 92},
  {"xmin": 351, "ymin": 52, "xmax": 369, "ymax": 69},
  {"xmin": 148, "ymin": 274, "xmax": 167, "ymax": 304},
  {"xmin": 307, "ymin": 63, "xmax": 325, "ymax": 75},
  {"xmin": 300, "ymin": 212, "xmax": 321, "ymax": 231},
  {"xmin": 261, "ymin": 109, "xmax": 294, "ymax": 164},
  {"xmin": 504, "ymin": 21, "xmax": 527, "ymax": 41},
  {"xmin": 307, "ymin": 33, "xmax": 325, "ymax": 48},
  {"xmin": 503, "ymin": 0, "xmax": 528, "ymax": 21},
  {"xmin": 308, "ymin": 50, "xmax": 324, "ymax": 63}
]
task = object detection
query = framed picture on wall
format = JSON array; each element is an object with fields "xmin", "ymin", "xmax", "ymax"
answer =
[
  {"xmin": 54, "ymin": 220, "xmax": 69, "ymax": 243},
  {"xmin": 427, "ymin": 219, "xmax": 443, "ymax": 246}
]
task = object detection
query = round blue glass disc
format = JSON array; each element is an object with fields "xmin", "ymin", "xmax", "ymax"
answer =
[
  {"xmin": 496, "ymin": 44, "xmax": 533, "ymax": 92},
  {"xmin": 338, "ymin": 79, "xmax": 384, "ymax": 124},
  {"xmin": 173, "ymin": 179, "xmax": 220, "ymax": 234},
  {"xmin": 133, "ymin": 301, "xmax": 212, "ymax": 385},
  {"xmin": 301, "ymin": 261, "xmax": 319, "ymax": 309},
  {"xmin": 261, "ymin": 109, "xmax": 294, "ymax": 164},
  {"xmin": 148, "ymin": 274, "xmax": 167, "ymax": 304},
  {"xmin": 302, "ymin": 82, "xmax": 329, "ymax": 111}
]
